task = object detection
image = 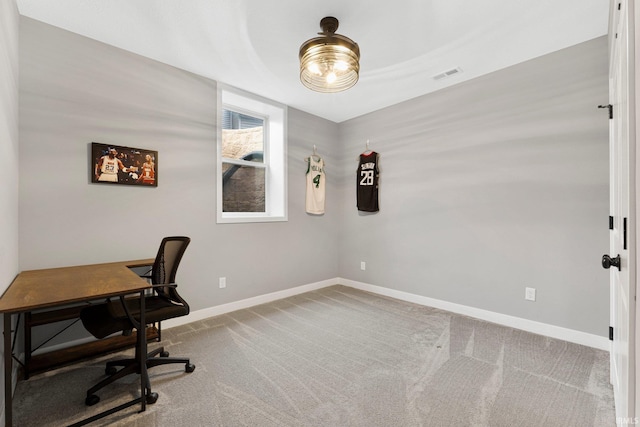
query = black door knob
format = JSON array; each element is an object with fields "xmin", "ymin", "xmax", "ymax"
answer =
[{"xmin": 602, "ymin": 254, "xmax": 621, "ymax": 271}]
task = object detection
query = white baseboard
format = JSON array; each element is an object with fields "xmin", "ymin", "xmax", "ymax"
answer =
[
  {"xmin": 162, "ymin": 278, "xmax": 336, "ymax": 329},
  {"xmin": 337, "ymin": 278, "xmax": 609, "ymax": 351},
  {"xmin": 164, "ymin": 277, "xmax": 608, "ymax": 350},
  {"xmin": 36, "ymin": 277, "xmax": 609, "ymax": 357}
]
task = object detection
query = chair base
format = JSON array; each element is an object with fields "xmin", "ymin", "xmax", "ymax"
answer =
[{"xmin": 84, "ymin": 346, "xmax": 195, "ymax": 406}]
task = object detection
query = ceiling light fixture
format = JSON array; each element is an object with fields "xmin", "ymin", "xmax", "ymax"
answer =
[{"xmin": 299, "ymin": 17, "xmax": 360, "ymax": 93}]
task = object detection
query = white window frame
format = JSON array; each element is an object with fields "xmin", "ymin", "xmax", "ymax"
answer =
[{"xmin": 217, "ymin": 84, "xmax": 287, "ymax": 223}]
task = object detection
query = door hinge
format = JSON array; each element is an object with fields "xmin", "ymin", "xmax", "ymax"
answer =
[
  {"xmin": 609, "ymin": 215, "xmax": 614, "ymax": 230},
  {"xmin": 598, "ymin": 104, "xmax": 613, "ymax": 119},
  {"xmin": 609, "ymin": 326, "xmax": 614, "ymax": 341}
]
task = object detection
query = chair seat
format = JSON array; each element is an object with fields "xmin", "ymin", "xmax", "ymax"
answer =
[{"xmin": 81, "ymin": 296, "xmax": 189, "ymax": 339}]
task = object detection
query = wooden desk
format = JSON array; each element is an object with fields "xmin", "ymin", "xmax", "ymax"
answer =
[{"xmin": 0, "ymin": 259, "xmax": 155, "ymax": 427}]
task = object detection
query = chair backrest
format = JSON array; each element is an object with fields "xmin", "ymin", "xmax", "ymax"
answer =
[{"xmin": 151, "ymin": 236, "xmax": 191, "ymax": 300}]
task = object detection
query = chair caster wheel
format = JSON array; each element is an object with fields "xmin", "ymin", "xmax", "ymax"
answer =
[
  {"xmin": 146, "ymin": 392, "xmax": 159, "ymax": 404},
  {"xmin": 85, "ymin": 394, "xmax": 100, "ymax": 406},
  {"xmin": 185, "ymin": 363, "xmax": 195, "ymax": 373},
  {"xmin": 160, "ymin": 351, "xmax": 170, "ymax": 357},
  {"xmin": 105, "ymin": 366, "xmax": 117, "ymax": 376}
]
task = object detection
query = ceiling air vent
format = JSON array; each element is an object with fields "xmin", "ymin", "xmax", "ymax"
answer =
[{"xmin": 432, "ymin": 67, "xmax": 462, "ymax": 81}]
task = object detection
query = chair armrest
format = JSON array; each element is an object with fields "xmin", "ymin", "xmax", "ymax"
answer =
[
  {"xmin": 150, "ymin": 283, "xmax": 178, "ymax": 289},
  {"xmin": 118, "ymin": 294, "xmax": 142, "ymax": 330},
  {"xmin": 150, "ymin": 283, "xmax": 189, "ymax": 313}
]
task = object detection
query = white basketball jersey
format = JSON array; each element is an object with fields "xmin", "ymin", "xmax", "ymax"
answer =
[
  {"xmin": 305, "ymin": 156, "xmax": 325, "ymax": 214},
  {"xmin": 101, "ymin": 156, "xmax": 119, "ymax": 173},
  {"xmin": 99, "ymin": 156, "xmax": 119, "ymax": 182}
]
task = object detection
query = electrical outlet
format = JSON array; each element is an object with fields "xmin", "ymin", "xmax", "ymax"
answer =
[
  {"xmin": 525, "ymin": 287, "xmax": 536, "ymax": 301},
  {"xmin": 219, "ymin": 277, "xmax": 226, "ymax": 289},
  {"xmin": 360, "ymin": 261, "xmax": 366, "ymax": 271}
]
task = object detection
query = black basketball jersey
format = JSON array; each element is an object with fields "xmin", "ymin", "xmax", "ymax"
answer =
[{"xmin": 356, "ymin": 151, "xmax": 379, "ymax": 212}]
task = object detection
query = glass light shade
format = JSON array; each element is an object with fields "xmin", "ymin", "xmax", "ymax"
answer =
[{"xmin": 299, "ymin": 18, "xmax": 360, "ymax": 93}]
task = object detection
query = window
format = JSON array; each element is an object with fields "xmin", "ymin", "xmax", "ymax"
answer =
[{"xmin": 217, "ymin": 85, "xmax": 287, "ymax": 223}]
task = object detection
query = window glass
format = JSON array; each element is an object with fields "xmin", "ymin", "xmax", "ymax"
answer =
[
  {"xmin": 217, "ymin": 85, "xmax": 287, "ymax": 223},
  {"xmin": 222, "ymin": 164, "xmax": 265, "ymax": 212},
  {"xmin": 221, "ymin": 111, "xmax": 264, "ymax": 163}
]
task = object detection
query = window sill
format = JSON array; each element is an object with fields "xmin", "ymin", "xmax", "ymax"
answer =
[{"xmin": 216, "ymin": 214, "xmax": 288, "ymax": 224}]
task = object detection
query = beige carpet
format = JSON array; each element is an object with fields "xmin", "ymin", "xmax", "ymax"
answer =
[{"xmin": 12, "ymin": 285, "xmax": 616, "ymax": 426}]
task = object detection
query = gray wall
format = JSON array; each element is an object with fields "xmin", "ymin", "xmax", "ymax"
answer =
[
  {"xmin": 18, "ymin": 16, "xmax": 609, "ymax": 340},
  {"xmin": 338, "ymin": 37, "xmax": 610, "ymax": 336},
  {"xmin": 19, "ymin": 17, "xmax": 340, "ymax": 315},
  {"xmin": 0, "ymin": 0, "xmax": 20, "ymax": 421},
  {"xmin": 0, "ymin": 1, "xmax": 19, "ymax": 293}
]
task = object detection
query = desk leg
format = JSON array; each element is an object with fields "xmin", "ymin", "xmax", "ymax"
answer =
[
  {"xmin": 139, "ymin": 290, "xmax": 147, "ymax": 413},
  {"xmin": 4, "ymin": 313, "xmax": 12, "ymax": 427},
  {"xmin": 23, "ymin": 312, "xmax": 31, "ymax": 380}
]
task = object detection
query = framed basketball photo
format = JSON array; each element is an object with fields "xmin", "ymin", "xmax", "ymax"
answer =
[{"xmin": 91, "ymin": 142, "xmax": 158, "ymax": 187}]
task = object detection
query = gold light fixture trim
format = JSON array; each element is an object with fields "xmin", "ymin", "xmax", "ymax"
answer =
[{"xmin": 299, "ymin": 17, "xmax": 360, "ymax": 93}]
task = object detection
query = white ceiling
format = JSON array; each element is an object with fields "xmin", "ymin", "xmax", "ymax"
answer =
[{"xmin": 16, "ymin": 0, "xmax": 609, "ymax": 123}]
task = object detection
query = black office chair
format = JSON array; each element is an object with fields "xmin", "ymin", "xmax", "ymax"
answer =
[{"xmin": 80, "ymin": 236, "xmax": 195, "ymax": 406}]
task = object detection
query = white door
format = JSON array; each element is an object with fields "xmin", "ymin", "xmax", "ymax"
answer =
[{"xmin": 608, "ymin": 0, "xmax": 636, "ymax": 423}]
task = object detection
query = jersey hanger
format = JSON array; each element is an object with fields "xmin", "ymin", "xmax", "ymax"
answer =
[
  {"xmin": 362, "ymin": 140, "xmax": 373, "ymax": 156},
  {"xmin": 305, "ymin": 145, "xmax": 322, "ymax": 162}
]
